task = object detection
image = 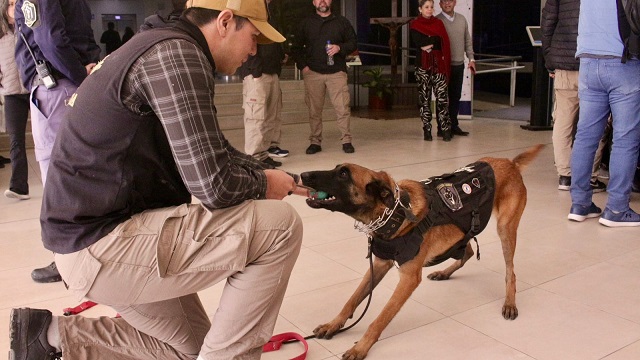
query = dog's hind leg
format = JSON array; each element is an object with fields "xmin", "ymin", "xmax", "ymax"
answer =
[
  {"xmin": 313, "ymin": 258, "xmax": 394, "ymax": 340},
  {"xmin": 426, "ymin": 242, "xmax": 475, "ymax": 280},
  {"xmin": 495, "ymin": 191, "xmax": 525, "ymax": 320}
]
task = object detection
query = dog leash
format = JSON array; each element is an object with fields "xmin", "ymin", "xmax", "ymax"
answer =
[{"xmin": 263, "ymin": 241, "xmax": 376, "ymax": 359}]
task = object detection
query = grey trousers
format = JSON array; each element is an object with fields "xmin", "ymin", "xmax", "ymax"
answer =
[{"xmin": 55, "ymin": 200, "xmax": 303, "ymax": 359}]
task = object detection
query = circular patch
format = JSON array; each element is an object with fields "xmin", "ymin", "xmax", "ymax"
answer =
[{"xmin": 462, "ymin": 183, "xmax": 472, "ymax": 194}]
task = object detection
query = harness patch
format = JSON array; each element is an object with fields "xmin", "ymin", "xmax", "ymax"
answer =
[{"xmin": 22, "ymin": 0, "xmax": 40, "ymax": 28}]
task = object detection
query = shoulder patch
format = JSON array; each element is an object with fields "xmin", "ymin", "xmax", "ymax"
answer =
[{"xmin": 22, "ymin": 0, "xmax": 40, "ymax": 28}]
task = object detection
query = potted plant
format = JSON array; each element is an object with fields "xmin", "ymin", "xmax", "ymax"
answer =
[{"xmin": 361, "ymin": 67, "xmax": 393, "ymax": 110}]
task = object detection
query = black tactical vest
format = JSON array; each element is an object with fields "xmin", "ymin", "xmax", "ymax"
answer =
[{"xmin": 371, "ymin": 162, "xmax": 495, "ymax": 266}]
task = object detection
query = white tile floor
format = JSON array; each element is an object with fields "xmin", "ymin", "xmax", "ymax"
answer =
[{"xmin": 1, "ymin": 115, "xmax": 639, "ymax": 360}]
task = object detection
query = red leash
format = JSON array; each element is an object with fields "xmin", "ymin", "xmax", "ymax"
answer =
[
  {"xmin": 262, "ymin": 332, "xmax": 308, "ymax": 360},
  {"xmin": 62, "ymin": 301, "xmax": 98, "ymax": 316}
]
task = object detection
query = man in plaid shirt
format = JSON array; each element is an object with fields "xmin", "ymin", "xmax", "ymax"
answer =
[{"xmin": 9, "ymin": 1, "xmax": 307, "ymax": 359}]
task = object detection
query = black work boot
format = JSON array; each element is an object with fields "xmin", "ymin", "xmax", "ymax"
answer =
[
  {"xmin": 442, "ymin": 129, "xmax": 452, "ymax": 142},
  {"xmin": 31, "ymin": 262, "xmax": 62, "ymax": 283},
  {"xmin": 9, "ymin": 308, "xmax": 61, "ymax": 360}
]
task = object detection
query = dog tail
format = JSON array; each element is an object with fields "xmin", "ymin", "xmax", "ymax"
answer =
[{"xmin": 512, "ymin": 144, "xmax": 545, "ymax": 172}]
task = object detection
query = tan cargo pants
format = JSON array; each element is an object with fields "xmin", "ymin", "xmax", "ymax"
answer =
[
  {"xmin": 243, "ymin": 74, "xmax": 283, "ymax": 161},
  {"xmin": 303, "ymin": 70, "xmax": 352, "ymax": 145},
  {"xmin": 54, "ymin": 200, "xmax": 303, "ymax": 360}
]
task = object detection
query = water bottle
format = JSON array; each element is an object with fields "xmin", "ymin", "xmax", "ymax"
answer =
[{"xmin": 326, "ymin": 40, "xmax": 334, "ymax": 66}]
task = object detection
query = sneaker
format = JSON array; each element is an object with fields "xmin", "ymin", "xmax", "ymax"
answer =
[
  {"xmin": 306, "ymin": 144, "xmax": 322, "ymax": 155},
  {"xmin": 9, "ymin": 308, "xmax": 61, "ymax": 360},
  {"xmin": 261, "ymin": 157, "xmax": 282, "ymax": 168},
  {"xmin": 558, "ymin": 176, "xmax": 571, "ymax": 191},
  {"xmin": 4, "ymin": 189, "xmax": 30, "ymax": 200},
  {"xmin": 31, "ymin": 262, "xmax": 62, "ymax": 283},
  {"xmin": 342, "ymin": 143, "xmax": 355, "ymax": 153},
  {"xmin": 268, "ymin": 146, "xmax": 289, "ymax": 158},
  {"xmin": 590, "ymin": 179, "xmax": 606, "ymax": 193},
  {"xmin": 568, "ymin": 202, "xmax": 602, "ymax": 222},
  {"xmin": 598, "ymin": 208, "xmax": 640, "ymax": 227}
]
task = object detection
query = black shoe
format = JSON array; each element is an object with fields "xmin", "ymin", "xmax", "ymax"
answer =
[
  {"xmin": 590, "ymin": 179, "xmax": 607, "ymax": 193},
  {"xmin": 452, "ymin": 127, "xmax": 469, "ymax": 136},
  {"xmin": 442, "ymin": 130, "xmax": 452, "ymax": 142},
  {"xmin": 0, "ymin": 155, "xmax": 11, "ymax": 164},
  {"xmin": 306, "ymin": 144, "xmax": 322, "ymax": 155},
  {"xmin": 31, "ymin": 262, "xmax": 62, "ymax": 283},
  {"xmin": 424, "ymin": 127, "xmax": 433, "ymax": 141},
  {"xmin": 342, "ymin": 143, "xmax": 355, "ymax": 153},
  {"xmin": 436, "ymin": 130, "xmax": 443, "ymax": 138},
  {"xmin": 558, "ymin": 176, "xmax": 571, "ymax": 191},
  {"xmin": 261, "ymin": 157, "xmax": 282, "ymax": 168},
  {"xmin": 9, "ymin": 308, "xmax": 61, "ymax": 360}
]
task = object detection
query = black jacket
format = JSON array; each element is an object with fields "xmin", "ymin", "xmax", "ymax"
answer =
[
  {"xmin": 541, "ymin": 0, "xmax": 580, "ymax": 72},
  {"xmin": 291, "ymin": 12, "xmax": 357, "ymax": 74}
]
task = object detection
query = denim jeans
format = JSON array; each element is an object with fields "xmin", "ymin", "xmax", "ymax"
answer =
[{"xmin": 570, "ymin": 57, "xmax": 640, "ymax": 211}]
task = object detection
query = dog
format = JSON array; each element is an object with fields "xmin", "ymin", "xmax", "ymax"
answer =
[{"xmin": 300, "ymin": 145, "xmax": 544, "ymax": 360}]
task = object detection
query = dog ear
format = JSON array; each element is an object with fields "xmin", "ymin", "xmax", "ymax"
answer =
[{"xmin": 366, "ymin": 172, "xmax": 396, "ymax": 209}]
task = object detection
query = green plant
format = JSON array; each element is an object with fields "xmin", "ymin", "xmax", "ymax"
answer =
[{"xmin": 361, "ymin": 67, "xmax": 394, "ymax": 98}]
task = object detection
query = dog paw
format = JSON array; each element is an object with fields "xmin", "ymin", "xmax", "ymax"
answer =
[
  {"xmin": 427, "ymin": 271, "xmax": 451, "ymax": 281},
  {"xmin": 313, "ymin": 322, "xmax": 342, "ymax": 339},
  {"xmin": 342, "ymin": 346, "xmax": 368, "ymax": 360},
  {"xmin": 502, "ymin": 304, "xmax": 518, "ymax": 320}
]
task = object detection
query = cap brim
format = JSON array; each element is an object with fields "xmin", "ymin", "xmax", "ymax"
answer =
[{"xmin": 249, "ymin": 19, "xmax": 286, "ymax": 44}]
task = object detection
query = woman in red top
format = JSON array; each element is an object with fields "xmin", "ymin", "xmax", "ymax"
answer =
[{"xmin": 410, "ymin": 0, "xmax": 452, "ymax": 141}]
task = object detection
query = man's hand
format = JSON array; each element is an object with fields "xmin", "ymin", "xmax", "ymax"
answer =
[
  {"xmin": 468, "ymin": 61, "xmax": 476, "ymax": 75},
  {"xmin": 264, "ymin": 170, "xmax": 304, "ymax": 200},
  {"xmin": 326, "ymin": 44, "xmax": 340, "ymax": 57}
]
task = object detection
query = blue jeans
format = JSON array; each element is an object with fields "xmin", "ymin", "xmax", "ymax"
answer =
[{"xmin": 571, "ymin": 57, "xmax": 640, "ymax": 211}]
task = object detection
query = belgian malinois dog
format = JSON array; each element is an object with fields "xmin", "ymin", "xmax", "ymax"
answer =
[{"xmin": 300, "ymin": 145, "xmax": 544, "ymax": 360}]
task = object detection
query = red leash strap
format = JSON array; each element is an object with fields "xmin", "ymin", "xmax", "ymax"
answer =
[
  {"xmin": 262, "ymin": 332, "xmax": 308, "ymax": 360},
  {"xmin": 63, "ymin": 301, "xmax": 98, "ymax": 316}
]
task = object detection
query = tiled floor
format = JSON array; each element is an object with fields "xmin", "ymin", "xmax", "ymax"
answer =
[{"xmin": 1, "ymin": 114, "xmax": 639, "ymax": 360}]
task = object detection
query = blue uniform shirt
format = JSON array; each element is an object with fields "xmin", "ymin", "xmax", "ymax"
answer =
[{"xmin": 14, "ymin": 0, "xmax": 100, "ymax": 90}]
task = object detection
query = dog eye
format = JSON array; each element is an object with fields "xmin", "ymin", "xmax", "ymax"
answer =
[{"xmin": 339, "ymin": 168, "xmax": 348, "ymax": 178}]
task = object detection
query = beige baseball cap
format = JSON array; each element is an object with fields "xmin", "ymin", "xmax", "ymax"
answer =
[{"xmin": 188, "ymin": 0, "xmax": 286, "ymax": 44}]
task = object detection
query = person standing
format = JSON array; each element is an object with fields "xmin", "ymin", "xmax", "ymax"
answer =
[
  {"xmin": 291, "ymin": 0, "xmax": 357, "ymax": 154},
  {"xmin": 568, "ymin": 0, "xmax": 640, "ymax": 226},
  {"xmin": 14, "ymin": 0, "xmax": 100, "ymax": 282},
  {"xmin": 437, "ymin": 0, "xmax": 473, "ymax": 137},
  {"xmin": 121, "ymin": 26, "xmax": 134, "ymax": 45},
  {"xmin": 411, "ymin": 0, "xmax": 452, "ymax": 141},
  {"xmin": 139, "ymin": 0, "xmax": 187, "ymax": 31},
  {"xmin": 541, "ymin": 0, "xmax": 607, "ymax": 193},
  {"xmin": 1, "ymin": 0, "xmax": 30, "ymax": 200},
  {"xmin": 100, "ymin": 21, "xmax": 121, "ymax": 55},
  {"xmin": 8, "ymin": 1, "xmax": 305, "ymax": 359},
  {"xmin": 238, "ymin": 0, "xmax": 289, "ymax": 168}
]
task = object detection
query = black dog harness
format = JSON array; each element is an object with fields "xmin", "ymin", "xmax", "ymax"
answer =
[{"xmin": 370, "ymin": 161, "xmax": 496, "ymax": 266}]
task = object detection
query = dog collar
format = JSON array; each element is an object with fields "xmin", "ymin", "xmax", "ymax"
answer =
[{"xmin": 354, "ymin": 185, "xmax": 417, "ymax": 239}]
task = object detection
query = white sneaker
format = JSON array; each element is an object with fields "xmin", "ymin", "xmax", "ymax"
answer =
[{"xmin": 4, "ymin": 189, "xmax": 30, "ymax": 200}]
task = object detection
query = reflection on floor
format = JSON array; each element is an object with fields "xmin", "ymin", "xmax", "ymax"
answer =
[{"xmin": 1, "ymin": 115, "xmax": 639, "ymax": 360}]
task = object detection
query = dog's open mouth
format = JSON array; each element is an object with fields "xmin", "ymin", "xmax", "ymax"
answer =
[{"xmin": 306, "ymin": 190, "xmax": 337, "ymax": 208}]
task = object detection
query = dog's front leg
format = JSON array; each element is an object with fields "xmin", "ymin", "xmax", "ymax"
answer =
[
  {"xmin": 314, "ymin": 258, "xmax": 394, "ymax": 340},
  {"xmin": 341, "ymin": 261, "xmax": 423, "ymax": 360}
]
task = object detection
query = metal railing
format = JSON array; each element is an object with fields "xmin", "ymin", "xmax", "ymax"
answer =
[{"xmin": 474, "ymin": 54, "xmax": 524, "ymax": 107}]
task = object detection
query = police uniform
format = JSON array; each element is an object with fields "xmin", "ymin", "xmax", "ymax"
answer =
[{"xmin": 14, "ymin": 0, "xmax": 100, "ymax": 183}]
